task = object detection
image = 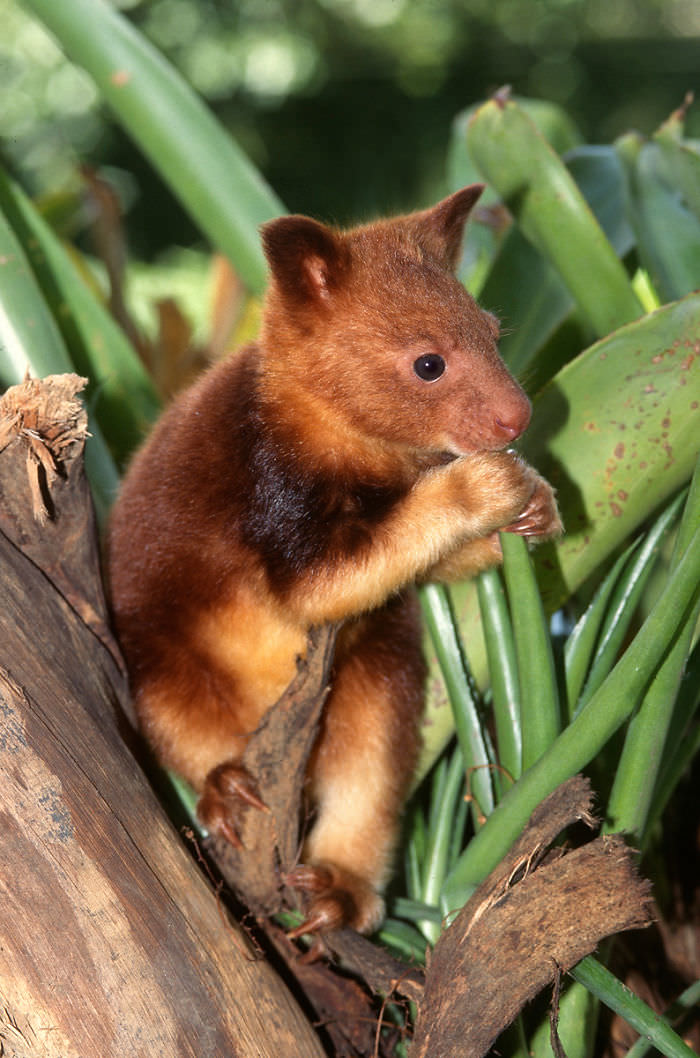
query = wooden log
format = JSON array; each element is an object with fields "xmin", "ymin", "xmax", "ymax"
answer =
[{"xmin": 0, "ymin": 375, "xmax": 326, "ymax": 1058}]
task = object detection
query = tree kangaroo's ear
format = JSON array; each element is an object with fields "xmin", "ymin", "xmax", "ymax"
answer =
[
  {"xmin": 407, "ymin": 183, "xmax": 485, "ymax": 271},
  {"xmin": 261, "ymin": 215, "xmax": 351, "ymax": 304}
]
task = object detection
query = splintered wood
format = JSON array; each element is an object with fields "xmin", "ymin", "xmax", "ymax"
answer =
[
  {"xmin": 410, "ymin": 776, "xmax": 655, "ymax": 1058},
  {"xmin": 0, "ymin": 373, "xmax": 88, "ymax": 524}
]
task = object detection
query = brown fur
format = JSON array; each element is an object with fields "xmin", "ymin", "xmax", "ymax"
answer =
[{"xmin": 108, "ymin": 185, "xmax": 561, "ymax": 935}]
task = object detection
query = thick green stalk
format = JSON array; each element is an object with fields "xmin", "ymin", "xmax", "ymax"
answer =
[
  {"xmin": 21, "ymin": 0, "xmax": 284, "ymax": 294},
  {"xmin": 576, "ymin": 489, "xmax": 687, "ymax": 713},
  {"xmin": 625, "ymin": 978, "xmax": 700, "ymax": 1058},
  {"xmin": 417, "ymin": 745, "xmax": 465, "ymax": 945},
  {"xmin": 420, "ymin": 584, "xmax": 494, "ymax": 823},
  {"xmin": 466, "ymin": 92, "xmax": 643, "ymax": 336},
  {"xmin": 476, "ymin": 568, "xmax": 522, "ymax": 783},
  {"xmin": 563, "ymin": 542, "xmax": 637, "ymax": 715},
  {"xmin": 442, "ymin": 525, "xmax": 700, "ymax": 909},
  {"xmin": 570, "ymin": 958, "xmax": 699, "ymax": 1058},
  {"xmin": 605, "ymin": 460, "xmax": 700, "ymax": 839},
  {"xmin": 646, "ymin": 642, "xmax": 700, "ymax": 840},
  {"xmin": 500, "ymin": 532, "xmax": 560, "ymax": 770},
  {"xmin": 605, "ymin": 599, "xmax": 699, "ymax": 840}
]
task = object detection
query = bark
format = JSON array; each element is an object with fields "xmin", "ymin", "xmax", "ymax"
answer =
[
  {"xmin": 0, "ymin": 375, "xmax": 326, "ymax": 1058},
  {"xmin": 0, "ymin": 375, "xmax": 656, "ymax": 1058},
  {"xmin": 410, "ymin": 776, "xmax": 655, "ymax": 1058}
]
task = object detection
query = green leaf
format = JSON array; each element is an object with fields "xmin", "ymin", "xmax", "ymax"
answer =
[
  {"xmin": 22, "ymin": 0, "xmax": 284, "ymax": 294},
  {"xmin": 616, "ymin": 135, "xmax": 700, "ymax": 303},
  {"xmin": 565, "ymin": 145, "xmax": 635, "ymax": 261},
  {"xmin": 524, "ymin": 294, "xmax": 700, "ymax": 614},
  {"xmin": 420, "ymin": 584, "xmax": 494, "ymax": 824},
  {"xmin": 570, "ymin": 957, "xmax": 699, "ymax": 1058},
  {"xmin": 476, "ymin": 569, "xmax": 522, "ymax": 783},
  {"xmin": 466, "ymin": 92, "xmax": 643, "ymax": 337},
  {"xmin": 575, "ymin": 489, "xmax": 687, "ymax": 713},
  {"xmin": 563, "ymin": 541, "xmax": 638, "ymax": 715},
  {"xmin": 0, "ymin": 205, "xmax": 119, "ymax": 522},
  {"xmin": 416, "ymin": 743, "xmax": 466, "ymax": 944},
  {"xmin": 422, "ymin": 295, "xmax": 700, "ymax": 774},
  {"xmin": 377, "ymin": 919, "xmax": 429, "ymax": 964},
  {"xmin": 605, "ymin": 459, "xmax": 700, "ymax": 840},
  {"xmin": 441, "ymin": 522, "xmax": 700, "ymax": 909},
  {"xmin": 478, "ymin": 224, "xmax": 574, "ymax": 387},
  {"xmin": 0, "ymin": 168, "xmax": 160, "ymax": 467},
  {"xmin": 500, "ymin": 533, "xmax": 560, "ymax": 770}
]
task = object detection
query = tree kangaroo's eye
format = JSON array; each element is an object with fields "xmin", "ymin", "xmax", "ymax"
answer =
[{"xmin": 413, "ymin": 353, "xmax": 445, "ymax": 382}]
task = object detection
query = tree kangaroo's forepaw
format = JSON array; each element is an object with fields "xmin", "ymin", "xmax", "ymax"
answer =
[
  {"xmin": 197, "ymin": 760, "xmax": 269, "ymax": 848},
  {"xmin": 503, "ymin": 476, "xmax": 562, "ymax": 541},
  {"xmin": 284, "ymin": 862, "xmax": 384, "ymax": 940}
]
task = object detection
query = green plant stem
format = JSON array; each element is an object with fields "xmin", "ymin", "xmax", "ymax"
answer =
[
  {"xmin": 420, "ymin": 584, "xmax": 494, "ymax": 824},
  {"xmin": 605, "ymin": 594, "xmax": 699, "ymax": 839},
  {"xmin": 442, "ymin": 524, "xmax": 700, "ymax": 909},
  {"xmin": 501, "ymin": 533, "xmax": 560, "ymax": 770},
  {"xmin": 564, "ymin": 541, "xmax": 638, "ymax": 715},
  {"xmin": 624, "ymin": 978, "xmax": 700, "ymax": 1058},
  {"xmin": 576, "ymin": 489, "xmax": 687, "ymax": 714},
  {"xmin": 0, "ymin": 202, "xmax": 119, "ymax": 522},
  {"xmin": 22, "ymin": 0, "xmax": 284, "ymax": 294},
  {"xmin": 477, "ymin": 568, "xmax": 522, "ymax": 783},
  {"xmin": 606, "ymin": 460, "xmax": 700, "ymax": 839},
  {"xmin": 466, "ymin": 92, "xmax": 643, "ymax": 336},
  {"xmin": 570, "ymin": 958, "xmax": 699, "ymax": 1058},
  {"xmin": 418, "ymin": 745, "xmax": 466, "ymax": 945},
  {"xmin": 0, "ymin": 168, "xmax": 160, "ymax": 466}
]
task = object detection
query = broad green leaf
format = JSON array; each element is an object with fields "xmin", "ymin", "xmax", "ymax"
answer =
[
  {"xmin": 478, "ymin": 225, "xmax": 574, "ymax": 386},
  {"xmin": 616, "ymin": 135, "xmax": 700, "ymax": 303},
  {"xmin": 479, "ymin": 145, "xmax": 635, "ymax": 390},
  {"xmin": 467, "ymin": 93, "xmax": 643, "ymax": 336},
  {"xmin": 0, "ymin": 206, "xmax": 119, "ymax": 521},
  {"xmin": 565, "ymin": 145, "xmax": 635, "ymax": 260},
  {"xmin": 448, "ymin": 94, "xmax": 581, "ymax": 298},
  {"xmin": 421, "ymin": 294, "xmax": 700, "ymax": 774},
  {"xmin": 653, "ymin": 99, "xmax": 700, "ymax": 219},
  {"xmin": 526, "ymin": 295, "xmax": 700, "ymax": 613},
  {"xmin": 22, "ymin": 0, "xmax": 284, "ymax": 294},
  {"xmin": 0, "ymin": 169, "xmax": 160, "ymax": 467}
]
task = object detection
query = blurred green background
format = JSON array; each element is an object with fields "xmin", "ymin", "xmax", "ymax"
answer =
[{"xmin": 2, "ymin": 0, "xmax": 699, "ymax": 258}]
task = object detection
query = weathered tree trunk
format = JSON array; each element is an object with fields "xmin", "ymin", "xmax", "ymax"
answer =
[
  {"xmin": 0, "ymin": 376, "xmax": 326, "ymax": 1058},
  {"xmin": 0, "ymin": 375, "xmax": 656, "ymax": 1058}
]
